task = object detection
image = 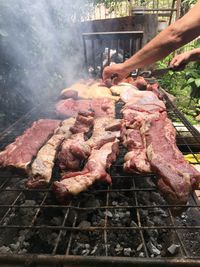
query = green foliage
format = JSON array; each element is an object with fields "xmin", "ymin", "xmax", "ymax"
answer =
[{"xmin": 157, "ymin": 41, "xmax": 200, "ymax": 125}]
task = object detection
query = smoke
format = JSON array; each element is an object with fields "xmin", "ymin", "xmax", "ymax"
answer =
[{"xmin": 0, "ymin": 0, "xmax": 92, "ymax": 110}]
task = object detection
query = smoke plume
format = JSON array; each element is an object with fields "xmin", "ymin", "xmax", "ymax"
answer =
[{"xmin": 0, "ymin": 0, "xmax": 92, "ymax": 122}]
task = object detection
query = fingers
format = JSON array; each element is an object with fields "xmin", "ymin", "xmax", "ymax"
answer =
[
  {"xmin": 170, "ymin": 56, "xmax": 179, "ymax": 67},
  {"xmin": 102, "ymin": 66, "xmax": 112, "ymax": 81}
]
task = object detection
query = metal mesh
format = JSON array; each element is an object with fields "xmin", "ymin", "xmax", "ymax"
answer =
[{"xmin": 0, "ymin": 98, "xmax": 199, "ymax": 266}]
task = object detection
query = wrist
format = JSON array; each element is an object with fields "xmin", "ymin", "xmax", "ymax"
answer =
[
  {"xmin": 190, "ymin": 48, "xmax": 200, "ymax": 61},
  {"xmin": 122, "ymin": 61, "xmax": 136, "ymax": 74}
]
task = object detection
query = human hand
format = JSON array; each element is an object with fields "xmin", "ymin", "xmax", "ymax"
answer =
[
  {"xmin": 102, "ymin": 63, "xmax": 130, "ymax": 86},
  {"xmin": 170, "ymin": 52, "xmax": 191, "ymax": 70}
]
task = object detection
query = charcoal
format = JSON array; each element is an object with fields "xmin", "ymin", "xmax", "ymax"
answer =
[
  {"xmin": 167, "ymin": 244, "xmax": 180, "ymax": 255},
  {"xmin": 78, "ymin": 221, "xmax": 91, "ymax": 229},
  {"xmin": 82, "ymin": 249, "xmax": 90, "ymax": 256},
  {"xmin": 147, "ymin": 241, "xmax": 161, "ymax": 256},
  {"xmin": 50, "ymin": 216, "xmax": 62, "ymax": 226},
  {"xmin": 0, "ymin": 246, "xmax": 11, "ymax": 253},
  {"xmin": 139, "ymin": 252, "xmax": 145, "ymax": 257},
  {"xmin": 123, "ymin": 248, "xmax": 132, "ymax": 256},
  {"xmin": 10, "ymin": 242, "xmax": 20, "ymax": 251},
  {"xmin": 104, "ymin": 210, "xmax": 113, "ymax": 218},
  {"xmin": 90, "ymin": 245, "xmax": 98, "ymax": 255},
  {"xmin": 137, "ymin": 243, "xmax": 143, "ymax": 252}
]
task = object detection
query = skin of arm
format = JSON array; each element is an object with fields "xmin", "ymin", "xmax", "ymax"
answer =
[
  {"xmin": 170, "ymin": 48, "xmax": 200, "ymax": 69},
  {"xmin": 103, "ymin": 0, "xmax": 200, "ymax": 84}
]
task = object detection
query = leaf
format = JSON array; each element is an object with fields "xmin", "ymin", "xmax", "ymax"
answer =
[
  {"xmin": 195, "ymin": 78, "xmax": 200, "ymax": 87},
  {"xmin": 187, "ymin": 78, "xmax": 195, "ymax": 84}
]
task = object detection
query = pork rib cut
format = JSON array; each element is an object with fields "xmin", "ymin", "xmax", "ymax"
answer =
[
  {"xmin": 144, "ymin": 112, "xmax": 200, "ymax": 204},
  {"xmin": 57, "ymin": 111, "xmax": 94, "ymax": 172},
  {"xmin": 121, "ymin": 87, "xmax": 200, "ymax": 204},
  {"xmin": 0, "ymin": 119, "xmax": 60, "ymax": 171},
  {"xmin": 27, "ymin": 118, "xmax": 75, "ymax": 188}
]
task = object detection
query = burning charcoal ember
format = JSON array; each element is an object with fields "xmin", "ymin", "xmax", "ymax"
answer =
[
  {"xmin": 167, "ymin": 244, "xmax": 180, "ymax": 255},
  {"xmin": 27, "ymin": 118, "xmax": 75, "ymax": 188},
  {"xmin": 0, "ymin": 119, "xmax": 60, "ymax": 171},
  {"xmin": 55, "ymin": 98, "xmax": 115, "ymax": 118}
]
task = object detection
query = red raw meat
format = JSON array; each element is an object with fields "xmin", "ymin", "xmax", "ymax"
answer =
[
  {"xmin": 53, "ymin": 140, "xmax": 119, "ymax": 202},
  {"xmin": 55, "ymin": 98, "xmax": 115, "ymax": 118},
  {"xmin": 0, "ymin": 119, "xmax": 60, "ymax": 171}
]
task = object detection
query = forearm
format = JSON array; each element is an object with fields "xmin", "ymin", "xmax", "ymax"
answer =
[
  {"xmin": 188, "ymin": 48, "xmax": 200, "ymax": 62},
  {"xmin": 122, "ymin": 1, "xmax": 200, "ymax": 72}
]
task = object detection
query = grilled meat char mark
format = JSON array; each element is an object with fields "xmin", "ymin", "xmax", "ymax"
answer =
[
  {"xmin": 0, "ymin": 119, "xmax": 61, "ymax": 172},
  {"xmin": 27, "ymin": 118, "xmax": 75, "ymax": 189},
  {"xmin": 53, "ymin": 140, "xmax": 119, "ymax": 202}
]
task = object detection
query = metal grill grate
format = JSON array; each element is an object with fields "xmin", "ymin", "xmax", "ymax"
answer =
[{"xmin": 0, "ymin": 98, "xmax": 199, "ymax": 266}]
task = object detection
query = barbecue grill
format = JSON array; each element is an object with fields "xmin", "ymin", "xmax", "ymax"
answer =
[
  {"xmin": 82, "ymin": 31, "xmax": 144, "ymax": 76},
  {"xmin": 0, "ymin": 95, "xmax": 200, "ymax": 267}
]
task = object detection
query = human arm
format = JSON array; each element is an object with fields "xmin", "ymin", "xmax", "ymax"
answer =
[
  {"xmin": 103, "ymin": 0, "xmax": 200, "ymax": 84},
  {"xmin": 170, "ymin": 48, "xmax": 200, "ymax": 69}
]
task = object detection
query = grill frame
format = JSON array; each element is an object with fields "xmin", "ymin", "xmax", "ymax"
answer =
[{"xmin": 82, "ymin": 31, "xmax": 144, "ymax": 76}]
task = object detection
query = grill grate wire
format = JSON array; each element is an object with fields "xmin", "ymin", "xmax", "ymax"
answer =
[{"xmin": 0, "ymin": 98, "xmax": 199, "ymax": 266}]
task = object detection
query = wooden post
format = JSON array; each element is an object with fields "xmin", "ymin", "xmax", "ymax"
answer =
[
  {"xmin": 168, "ymin": 0, "xmax": 176, "ymax": 25},
  {"xmin": 176, "ymin": 0, "xmax": 181, "ymax": 20}
]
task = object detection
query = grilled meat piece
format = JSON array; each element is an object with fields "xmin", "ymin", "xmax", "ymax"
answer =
[
  {"xmin": 122, "ymin": 87, "xmax": 200, "ymax": 204},
  {"xmin": 28, "ymin": 110, "xmax": 95, "ymax": 188},
  {"xmin": 123, "ymin": 128, "xmax": 151, "ymax": 173},
  {"xmin": 55, "ymin": 98, "xmax": 115, "ymax": 118},
  {"xmin": 57, "ymin": 111, "xmax": 95, "ymax": 172},
  {"xmin": 27, "ymin": 118, "xmax": 75, "ymax": 188},
  {"xmin": 87, "ymin": 117, "xmax": 121, "ymax": 149},
  {"xmin": 58, "ymin": 133, "xmax": 91, "ymax": 172},
  {"xmin": 53, "ymin": 140, "xmax": 119, "ymax": 202},
  {"xmin": 70, "ymin": 110, "xmax": 94, "ymax": 134},
  {"xmin": 0, "ymin": 119, "xmax": 60, "ymax": 171},
  {"xmin": 60, "ymin": 79, "xmax": 118, "ymax": 101},
  {"xmin": 145, "ymin": 112, "xmax": 200, "ymax": 205}
]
